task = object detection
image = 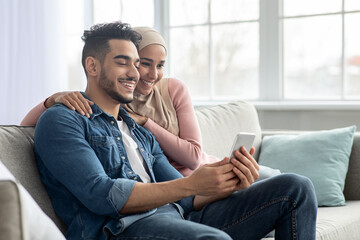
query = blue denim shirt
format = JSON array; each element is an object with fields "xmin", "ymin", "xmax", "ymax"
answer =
[{"xmin": 34, "ymin": 94, "xmax": 194, "ymax": 240}]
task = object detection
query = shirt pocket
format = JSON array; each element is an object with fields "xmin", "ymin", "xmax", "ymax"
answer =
[{"xmin": 88, "ymin": 135, "xmax": 124, "ymax": 176}]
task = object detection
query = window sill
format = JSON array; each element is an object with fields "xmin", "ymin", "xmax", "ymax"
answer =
[
  {"xmin": 194, "ymin": 100, "xmax": 360, "ymax": 111},
  {"xmin": 253, "ymin": 101, "xmax": 360, "ymax": 111}
]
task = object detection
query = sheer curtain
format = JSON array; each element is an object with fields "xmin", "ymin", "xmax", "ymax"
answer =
[{"xmin": 0, "ymin": 0, "xmax": 68, "ymax": 125}]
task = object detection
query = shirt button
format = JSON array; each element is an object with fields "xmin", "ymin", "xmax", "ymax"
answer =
[
  {"xmin": 128, "ymin": 171, "xmax": 132, "ymax": 174},
  {"xmin": 110, "ymin": 121, "xmax": 114, "ymax": 124},
  {"xmin": 140, "ymin": 148, "xmax": 144, "ymax": 152},
  {"xmin": 121, "ymin": 156, "xmax": 126, "ymax": 160},
  {"xmin": 134, "ymin": 177, "xmax": 137, "ymax": 180},
  {"xmin": 117, "ymin": 137, "xmax": 120, "ymax": 141}
]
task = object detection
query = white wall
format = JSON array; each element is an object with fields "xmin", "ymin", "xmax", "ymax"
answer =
[{"xmin": 0, "ymin": 0, "xmax": 68, "ymax": 125}]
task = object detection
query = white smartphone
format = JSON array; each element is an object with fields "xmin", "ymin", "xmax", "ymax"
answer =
[{"xmin": 228, "ymin": 132, "xmax": 256, "ymax": 162}]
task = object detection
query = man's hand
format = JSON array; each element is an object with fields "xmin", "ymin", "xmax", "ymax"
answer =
[
  {"xmin": 188, "ymin": 159, "xmax": 240, "ymax": 210},
  {"xmin": 122, "ymin": 159, "xmax": 237, "ymax": 214},
  {"xmin": 45, "ymin": 91, "xmax": 94, "ymax": 118},
  {"xmin": 128, "ymin": 112, "xmax": 148, "ymax": 126},
  {"xmin": 230, "ymin": 146, "xmax": 259, "ymax": 190}
]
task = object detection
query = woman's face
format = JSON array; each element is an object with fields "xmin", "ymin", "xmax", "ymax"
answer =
[{"xmin": 135, "ymin": 44, "xmax": 166, "ymax": 95}]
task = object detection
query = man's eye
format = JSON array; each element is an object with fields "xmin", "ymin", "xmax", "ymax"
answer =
[{"xmin": 157, "ymin": 64, "xmax": 165, "ymax": 69}]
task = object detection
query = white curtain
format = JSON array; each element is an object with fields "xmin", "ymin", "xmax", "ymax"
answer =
[{"xmin": 0, "ymin": 0, "xmax": 68, "ymax": 125}]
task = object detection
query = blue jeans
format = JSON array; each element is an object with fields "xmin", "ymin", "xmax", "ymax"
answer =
[{"xmin": 113, "ymin": 173, "xmax": 317, "ymax": 240}]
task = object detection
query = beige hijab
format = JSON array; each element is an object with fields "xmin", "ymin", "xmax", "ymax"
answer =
[
  {"xmin": 133, "ymin": 26, "xmax": 167, "ymax": 52},
  {"xmin": 123, "ymin": 27, "xmax": 179, "ymax": 136}
]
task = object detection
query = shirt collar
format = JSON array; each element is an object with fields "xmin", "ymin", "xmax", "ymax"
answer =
[{"xmin": 81, "ymin": 92, "xmax": 137, "ymax": 127}]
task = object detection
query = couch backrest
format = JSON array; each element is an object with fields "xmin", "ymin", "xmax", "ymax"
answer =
[
  {"xmin": 344, "ymin": 133, "xmax": 360, "ymax": 200},
  {"xmin": 0, "ymin": 125, "xmax": 67, "ymax": 233},
  {"xmin": 195, "ymin": 101, "xmax": 262, "ymax": 161}
]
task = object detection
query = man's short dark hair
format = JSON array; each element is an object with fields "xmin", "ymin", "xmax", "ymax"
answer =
[{"xmin": 81, "ymin": 21, "xmax": 142, "ymax": 75}]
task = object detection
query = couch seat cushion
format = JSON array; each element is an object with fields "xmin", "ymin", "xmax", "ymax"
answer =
[{"xmin": 316, "ymin": 201, "xmax": 360, "ymax": 240}]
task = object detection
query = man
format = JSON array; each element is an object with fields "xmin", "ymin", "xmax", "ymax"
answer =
[{"xmin": 35, "ymin": 21, "xmax": 317, "ymax": 240}]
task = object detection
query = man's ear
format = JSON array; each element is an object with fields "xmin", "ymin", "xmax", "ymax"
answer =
[{"xmin": 85, "ymin": 57, "xmax": 99, "ymax": 76}]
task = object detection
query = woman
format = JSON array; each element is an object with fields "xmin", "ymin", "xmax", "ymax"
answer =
[{"xmin": 21, "ymin": 26, "xmax": 279, "ymax": 178}]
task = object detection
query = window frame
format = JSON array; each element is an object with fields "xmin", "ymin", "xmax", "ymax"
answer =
[
  {"xmin": 156, "ymin": 0, "xmax": 360, "ymax": 107},
  {"xmin": 79, "ymin": 0, "xmax": 360, "ymax": 108}
]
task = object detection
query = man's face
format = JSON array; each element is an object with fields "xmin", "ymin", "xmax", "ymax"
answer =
[{"xmin": 99, "ymin": 39, "xmax": 140, "ymax": 104}]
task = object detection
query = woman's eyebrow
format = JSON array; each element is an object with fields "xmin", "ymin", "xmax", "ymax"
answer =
[
  {"xmin": 140, "ymin": 57, "xmax": 153, "ymax": 62},
  {"xmin": 140, "ymin": 58, "xmax": 165, "ymax": 64}
]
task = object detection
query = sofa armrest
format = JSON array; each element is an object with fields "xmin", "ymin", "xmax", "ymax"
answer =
[
  {"xmin": 0, "ymin": 180, "xmax": 23, "ymax": 240},
  {"xmin": 260, "ymin": 130, "xmax": 360, "ymax": 200}
]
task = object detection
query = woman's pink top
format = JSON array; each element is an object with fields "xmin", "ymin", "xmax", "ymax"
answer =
[
  {"xmin": 143, "ymin": 78, "xmax": 219, "ymax": 176},
  {"xmin": 20, "ymin": 78, "xmax": 219, "ymax": 176}
]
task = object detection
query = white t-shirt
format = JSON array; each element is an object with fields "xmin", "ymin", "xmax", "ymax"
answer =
[{"xmin": 117, "ymin": 120, "xmax": 151, "ymax": 183}]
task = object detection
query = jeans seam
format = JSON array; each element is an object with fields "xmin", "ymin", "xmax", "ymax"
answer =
[
  {"xmin": 219, "ymin": 196, "xmax": 298, "ymax": 239},
  {"xmin": 292, "ymin": 208, "xmax": 297, "ymax": 240},
  {"xmin": 115, "ymin": 236, "xmax": 190, "ymax": 240}
]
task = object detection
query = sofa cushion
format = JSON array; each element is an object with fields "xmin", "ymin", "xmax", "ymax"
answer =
[
  {"xmin": 316, "ymin": 201, "xmax": 360, "ymax": 239},
  {"xmin": 195, "ymin": 101, "xmax": 262, "ymax": 161},
  {"xmin": 258, "ymin": 126, "xmax": 356, "ymax": 206},
  {"xmin": 0, "ymin": 161, "xmax": 65, "ymax": 240},
  {"xmin": 0, "ymin": 125, "xmax": 66, "ymax": 233},
  {"xmin": 261, "ymin": 201, "xmax": 360, "ymax": 240}
]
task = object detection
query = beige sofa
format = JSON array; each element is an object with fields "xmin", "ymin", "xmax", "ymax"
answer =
[{"xmin": 1, "ymin": 100, "xmax": 360, "ymax": 239}]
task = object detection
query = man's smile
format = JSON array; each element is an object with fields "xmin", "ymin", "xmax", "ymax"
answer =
[{"xmin": 118, "ymin": 79, "xmax": 137, "ymax": 90}]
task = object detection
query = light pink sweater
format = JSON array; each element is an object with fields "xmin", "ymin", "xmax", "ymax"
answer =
[
  {"xmin": 20, "ymin": 78, "xmax": 219, "ymax": 176},
  {"xmin": 143, "ymin": 78, "xmax": 219, "ymax": 176}
]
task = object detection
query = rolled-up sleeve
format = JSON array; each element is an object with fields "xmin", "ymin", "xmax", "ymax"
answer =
[
  {"xmin": 107, "ymin": 179, "xmax": 137, "ymax": 212},
  {"xmin": 35, "ymin": 106, "xmax": 135, "ymax": 217}
]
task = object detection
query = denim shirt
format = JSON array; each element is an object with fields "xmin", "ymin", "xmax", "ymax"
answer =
[{"xmin": 34, "ymin": 94, "xmax": 194, "ymax": 240}]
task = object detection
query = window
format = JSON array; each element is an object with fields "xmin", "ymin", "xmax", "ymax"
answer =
[
  {"xmin": 66, "ymin": 0, "xmax": 360, "ymax": 104},
  {"xmin": 164, "ymin": 0, "xmax": 360, "ymax": 102},
  {"xmin": 167, "ymin": 0, "xmax": 259, "ymax": 101},
  {"xmin": 64, "ymin": 0, "xmax": 154, "ymax": 91},
  {"xmin": 282, "ymin": 0, "xmax": 360, "ymax": 100}
]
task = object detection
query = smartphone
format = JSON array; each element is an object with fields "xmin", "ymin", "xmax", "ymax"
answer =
[{"xmin": 228, "ymin": 132, "xmax": 256, "ymax": 162}]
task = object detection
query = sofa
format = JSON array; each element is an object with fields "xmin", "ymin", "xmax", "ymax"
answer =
[{"xmin": 1, "ymin": 100, "xmax": 360, "ymax": 240}]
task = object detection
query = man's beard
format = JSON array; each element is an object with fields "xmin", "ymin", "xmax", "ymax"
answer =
[{"xmin": 99, "ymin": 69, "xmax": 134, "ymax": 104}]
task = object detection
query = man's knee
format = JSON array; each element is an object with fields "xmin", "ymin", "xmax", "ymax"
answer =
[
  {"xmin": 179, "ymin": 225, "xmax": 231, "ymax": 240},
  {"xmin": 195, "ymin": 229, "xmax": 232, "ymax": 240},
  {"xmin": 279, "ymin": 173, "xmax": 317, "ymax": 205}
]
